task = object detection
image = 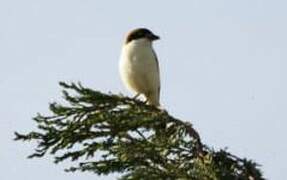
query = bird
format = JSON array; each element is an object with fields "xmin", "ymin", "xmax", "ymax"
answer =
[{"xmin": 119, "ymin": 28, "xmax": 161, "ymax": 106}]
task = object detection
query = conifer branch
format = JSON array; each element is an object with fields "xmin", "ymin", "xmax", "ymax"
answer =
[{"xmin": 14, "ymin": 82, "xmax": 264, "ymax": 180}]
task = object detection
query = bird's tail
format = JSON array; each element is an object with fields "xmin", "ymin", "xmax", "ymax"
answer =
[{"xmin": 145, "ymin": 92, "xmax": 160, "ymax": 107}]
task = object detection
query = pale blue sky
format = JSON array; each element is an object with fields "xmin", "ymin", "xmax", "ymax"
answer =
[{"xmin": 1, "ymin": 0, "xmax": 286, "ymax": 179}]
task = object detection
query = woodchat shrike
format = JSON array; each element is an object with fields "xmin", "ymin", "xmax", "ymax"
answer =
[{"xmin": 119, "ymin": 28, "xmax": 161, "ymax": 106}]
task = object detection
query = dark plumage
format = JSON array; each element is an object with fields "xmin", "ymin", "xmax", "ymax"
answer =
[{"xmin": 125, "ymin": 28, "xmax": 160, "ymax": 44}]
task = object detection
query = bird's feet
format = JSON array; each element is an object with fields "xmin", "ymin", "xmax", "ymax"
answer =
[{"xmin": 132, "ymin": 93, "xmax": 141, "ymax": 100}]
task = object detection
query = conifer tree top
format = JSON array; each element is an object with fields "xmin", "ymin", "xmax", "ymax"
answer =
[{"xmin": 15, "ymin": 82, "xmax": 264, "ymax": 180}]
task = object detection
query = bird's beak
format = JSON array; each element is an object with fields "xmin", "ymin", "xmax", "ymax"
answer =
[{"xmin": 148, "ymin": 34, "xmax": 160, "ymax": 41}]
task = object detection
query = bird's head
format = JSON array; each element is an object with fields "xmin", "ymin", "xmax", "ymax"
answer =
[{"xmin": 125, "ymin": 28, "xmax": 160, "ymax": 44}]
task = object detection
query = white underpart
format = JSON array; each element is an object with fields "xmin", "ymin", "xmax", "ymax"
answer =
[{"xmin": 119, "ymin": 38, "xmax": 160, "ymax": 106}]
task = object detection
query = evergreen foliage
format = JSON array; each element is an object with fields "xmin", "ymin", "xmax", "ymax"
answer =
[{"xmin": 14, "ymin": 82, "xmax": 264, "ymax": 180}]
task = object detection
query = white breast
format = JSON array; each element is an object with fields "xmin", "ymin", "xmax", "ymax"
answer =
[{"xmin": 119, "ymin": 39, "xmax": 160, "ymax": 101}]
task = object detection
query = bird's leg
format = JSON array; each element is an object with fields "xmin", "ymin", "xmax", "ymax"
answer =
[{"xmin": 132, "ymin": 93, "xmax": 141, "ymax": 100}]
